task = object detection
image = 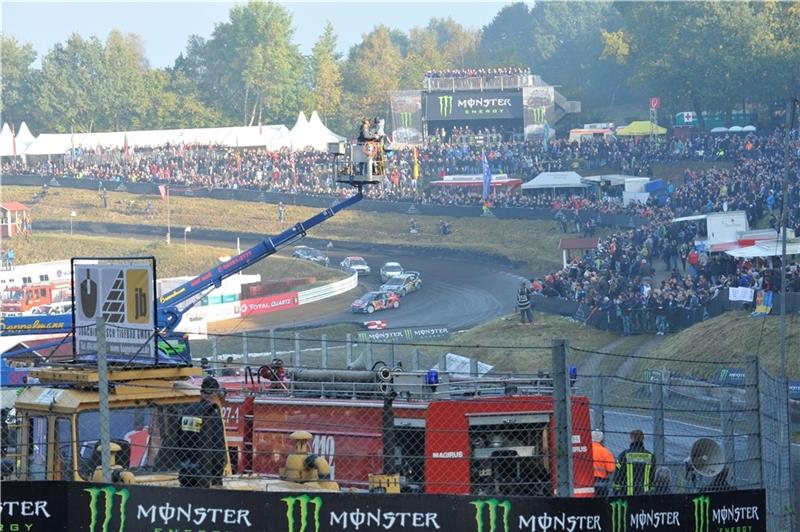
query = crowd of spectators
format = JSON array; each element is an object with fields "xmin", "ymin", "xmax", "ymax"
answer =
[
  {"xmin": 424, "ymin": 67, "xmax": 531, "ymax": 79},
  {"xmin": 528, "ymin": 128, "xmax": 800, "ymax": 332},
  {"xmin": 3, "ymin": 126, "xmax": 799, "ymax": 330}
]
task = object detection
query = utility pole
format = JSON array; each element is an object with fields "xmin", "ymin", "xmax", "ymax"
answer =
[{"xmin": 97, "ymin": 317, "xmax": 111, "ymax": 483}]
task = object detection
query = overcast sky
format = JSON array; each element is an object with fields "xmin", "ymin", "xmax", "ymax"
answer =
[{"xmin": 2, "ymin": 1, "xmax": 510, "ymax": 68}]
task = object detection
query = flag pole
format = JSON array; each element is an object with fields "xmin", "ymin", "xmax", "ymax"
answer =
[{"xmin": 166, "ymin": 185, "xmax": 171, "ymax": 245}]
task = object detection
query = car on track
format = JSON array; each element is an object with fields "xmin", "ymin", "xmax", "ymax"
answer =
[
  {"xmin": 379, "ymin": 271, "xmax": 422, "ymax": 297},
  {"xmin": 340, "ymin": 256, "xmax": 371, "ymax": 275},
  {"xmin": 351, "ymin": 291, "xmax": 400, "ymax": 313},
  {"xmin": 379, "ymin": 262, "xmax": 404, "ymax": 282},
  {"xmin": 292, "ymin": 245, "xmax": 329, "ymax": 267}
]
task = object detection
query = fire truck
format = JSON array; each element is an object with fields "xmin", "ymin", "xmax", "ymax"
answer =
[
  {"xmin": 1, "ymin": 280, "xmax": 72, "ymax": 316},
  {"xmin": 216, "ymin": 366, "xmax": 596, "ymax": 497}
]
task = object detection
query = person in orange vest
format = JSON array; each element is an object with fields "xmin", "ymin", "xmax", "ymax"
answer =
[{"xmin": 591, "ymin": 430, "xmax": 616, "ymax": 497}]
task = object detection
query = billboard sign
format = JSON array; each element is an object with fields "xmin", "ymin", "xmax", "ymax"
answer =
[
  {"xmin": 425, "ymin": 91, "xmax": 523, "ymax": 121},
  {"xmin": 239, "ymin": 292, "xmax": 299, "ymax": 317},
  {"xmin": 73, "ymin": 263, "xmax": 155, "ymax": 359}
]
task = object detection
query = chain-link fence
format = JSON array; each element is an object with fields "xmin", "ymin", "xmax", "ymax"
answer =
[{"xmin": 1, "ymin": 331, "xmax": 795, "ymax": 530}]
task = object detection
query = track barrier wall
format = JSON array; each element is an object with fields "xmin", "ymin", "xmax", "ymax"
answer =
[{"xmin": 1, "ymin": 481, "xmax": 767, "ymax": 532}]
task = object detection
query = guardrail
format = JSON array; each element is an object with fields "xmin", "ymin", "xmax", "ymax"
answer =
[{"xmin": 298, "ymin": 272, "xmax": 358, "ymax": 305}]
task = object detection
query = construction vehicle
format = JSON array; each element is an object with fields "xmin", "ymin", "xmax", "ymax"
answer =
[
  {"xmin": 214, "ymin": 364, "xmax": 596, "ymax": 497},
  {"xmin": 1, "ymin": 144, "xmax": 379, "ymax": 490}
]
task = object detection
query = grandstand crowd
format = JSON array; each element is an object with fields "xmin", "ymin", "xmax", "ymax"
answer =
[
  {"xmin": 423, "ymin": 67, "xmax": 532, "ymax": 79},
  {"xmin": 3, "ymin": 126, "xmax": 798, "ymax": 323}
]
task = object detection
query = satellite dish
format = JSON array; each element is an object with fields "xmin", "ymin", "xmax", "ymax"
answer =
[{"xmin": 689, "ymin": 438, "xmax": 724, "ymax": 477}]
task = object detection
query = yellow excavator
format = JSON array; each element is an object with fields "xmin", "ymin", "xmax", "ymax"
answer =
[{"xmin": 6, "ymin": 364, "xmax": 338, "ymax": 492}]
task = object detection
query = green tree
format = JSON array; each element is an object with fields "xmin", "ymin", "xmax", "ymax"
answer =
[
  {"xmin": 342, "ymin": 26, "xmax": 404, "ymax": 121},
  {"xmin": 100, "ymin": 30, "xmax": 150, "ymax": 130},
  {"xmin": 308, "ymin": 21, "xmax": 343, "ymax": 125},
  {"xmin": 0, "ymin": 36, "xmax": 37, "ymax": 130},
  {"xmin": 37, "ymin": 34, "xmax": 106, "ymax": 132},
  {"xmin": 478, "ymin": 3, "xmax": 534, "ymax": 67}
]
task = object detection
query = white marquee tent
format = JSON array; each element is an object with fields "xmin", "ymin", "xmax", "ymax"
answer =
[
  {"xmin": 15, "ymin": 122, "xmax": 36, "ymax": 153},
  {"xmin": 0, "ymin": 123, "xmax": 15, "ymax": 156},
  {"xmin": 521, "ymin": 171, "xmax": 588, "ymax": 191}
]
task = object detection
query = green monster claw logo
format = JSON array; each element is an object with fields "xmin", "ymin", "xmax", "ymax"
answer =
[
  {"xmin": 438, "ymin": 95, "xmax": 453, "ymax": 117},
  {"xmin": 85, "ymin": 486, "xmax": 130, "ymax": 532},
  {"xmin": 531, "ymin": 106, "xmax": 546, "ymax": 124},
  {"xmin": 470, "ymin": 498, "xmax": 511, "ymax": 532},
  {"xmin": 283, "ymin": 494, "xmax": 323, "ymax": 532},
  {"xmin": 609, "ymin": 499, "xmax": 628, "ymax": 532},
  {"xmin": 692, "ymin": 495, "xmax": 711, "ymax": 532},
  {"xmin": 400, "ymin": 112, "xmax": 412, "ymax": 128}
]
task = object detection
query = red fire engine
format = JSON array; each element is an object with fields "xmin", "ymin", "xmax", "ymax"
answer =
[
  {"xmin": 215, "ymin": 365, "xmax": 595, "ymax": 497},
  {"xmin": 1, "ymin": 281, "xmax": 71, "ymax": 315}
]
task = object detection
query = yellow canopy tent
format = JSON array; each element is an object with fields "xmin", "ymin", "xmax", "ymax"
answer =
[{"xmin": 617, "ymin": 120, "xmax": 667, "ymax": 136}]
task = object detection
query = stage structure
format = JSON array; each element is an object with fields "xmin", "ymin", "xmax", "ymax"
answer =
[{"xmin": 389, "ymin": 71, "xmax": 580, "ymax": 145}]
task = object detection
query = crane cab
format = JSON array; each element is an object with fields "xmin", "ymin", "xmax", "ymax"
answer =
[
  {"xmin": 7, "ymin": 365, "xmax": 206, "ymax": 484},
  {"xmin": 331, "ymin": 118, "xmax": 391, "ymax": 185}
]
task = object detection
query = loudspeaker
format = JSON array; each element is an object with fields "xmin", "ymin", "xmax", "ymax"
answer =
[{"xmin": 688, "ymin": 438, "xmax": 724, "ymax": 477}]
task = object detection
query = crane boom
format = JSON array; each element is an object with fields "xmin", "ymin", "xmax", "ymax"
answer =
[{"xmin": 0, "ymin": 190, "xmax": 364, "ymax": 337}]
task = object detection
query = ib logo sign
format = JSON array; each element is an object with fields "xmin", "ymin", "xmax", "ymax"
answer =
[
  {"xmin": 471, "ymin": 498, "xmax": 511, "ymax": 532},
  {"xmin": 283, "ymin": 494, "xmax": 323, "ymax": 532},
  {"xmin": 85, "ymin": 486, "xmax": 130, "ymax": 532}
]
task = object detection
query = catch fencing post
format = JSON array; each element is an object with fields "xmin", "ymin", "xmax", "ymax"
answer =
[
  {"xmin": 745, "ymin": 355, "xmax": 763, "ymax": 489},
  {"xmin": 346, "ymin": 333, "xmax": 353, "ymax": 366},
  {"xmin": 242, "ymin": 331, "xmax": 249, "ymax": 367},
  {"xmin": 593, "ymin": 376, "xmax": 605, "ymax": 433},
  {"xmin": 97, "ymin": 318, "xmax": 111, "ymax": 483},
  {"xmin": 294, "ymin": 332, "xmax": 301, "ymax": 367},
  {"xmin": 389, "ymin": 343, "xmax": 396, "ymax": 368},
  {"xmin": 366, "ymin": 338, "xmax": 374, "ymax": 368},
  {"xmin": 321, "ymin": 334, "xmax": 328, "ymax": 369},
  {"xmin": 211, "ymin": 336, "xmax": 219, "ymax": 374},
  {"xmin": 651, "ymin": 376, "xmax": 665, "ymax": 467},
  {"xmin": 552, "ymin": 339, "xmax": 573, "ymax": 496},
  {"xmin": 412, "ymin": 348, "xmax": 421, "ymax": 371},
  {"xmin": 270, "ymin": 329, "xmax": 276, "ymax": 360},
  {"xmin": 720, "ymin": 395, "xmax": 736, "ymax": 485}
]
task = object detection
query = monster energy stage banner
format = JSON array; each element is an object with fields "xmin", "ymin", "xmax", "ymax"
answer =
[
  {"xmin": 1, "ymin": 482, "xmax": 766, "ymax": 532},
  {"xmin": 425, "ymin": 90, "xmax": 524, "ymax": 122}
]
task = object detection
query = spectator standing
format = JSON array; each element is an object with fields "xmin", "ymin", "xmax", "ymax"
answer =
[
  {"xmin": 591, "ymin": 430, "xmax": 616, "ymax": 497},
  {"xmin": 651, "ymin": 466, "xmax": 673, "ymax": 495},
  {"xmin": 516, "ymin": 282, "xmax": 533, "ymax": 324},
  {"xmin": 278, "ymin": 202, "xmax": 286, "ymax": 228},
  {"xmin": 613, "ymin": 429, "xmax": 655, "ymax": 496}
]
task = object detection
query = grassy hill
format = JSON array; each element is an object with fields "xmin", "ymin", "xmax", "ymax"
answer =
[
  {"xmin": 2, "ymin": 233, "xmax": 342, "ymax": 285},
  {"xmin": 3, "ymin": 185, "xmax": 573, "ymax": 274},
  {"xmin": 643, "ymin": 311, "xmax": 799, "ymax": 379}
]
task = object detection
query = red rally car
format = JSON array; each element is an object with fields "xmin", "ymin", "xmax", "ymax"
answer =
[{"xmin": 351, "ymin": 291, "xmax": 400, "ymax": 313}]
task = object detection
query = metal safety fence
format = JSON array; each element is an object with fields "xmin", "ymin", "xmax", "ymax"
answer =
[{"xmin": 1, "ymin": 331, "xmax": 795, "ymax": 530}]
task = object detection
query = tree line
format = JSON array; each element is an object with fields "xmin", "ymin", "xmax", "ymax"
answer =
[{"xmin": 2, "ymin": 0, "xmax": 797, "ymax": 136}]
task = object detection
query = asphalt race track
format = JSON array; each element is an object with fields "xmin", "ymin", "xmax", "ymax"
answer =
[
  {"xmin": 54, "ymin": 221, "xmax": 526, "ymax": 332},
  {"xmin": 215, "ymin": 238, "xmax": 526, "ymax": 332}
]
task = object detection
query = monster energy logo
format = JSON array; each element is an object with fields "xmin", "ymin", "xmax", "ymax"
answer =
[
  {"xmin": 400, "ymin": 112, "xmax": 413, "ymax": 128},
  {"xmin": 439, "ymin": 95, "xmax": 453, "ymax": 117},
  {"xmin": 471, "ymin": 498, "xmax": 511, "ymax": 532},
  {"xmin": 283, "ymin": 494, "xmax": 323, "ymax": 532},
  {"xmin": 609, "ymin": 500, "xmax": 628, "ymax": 532},
  {"xmin": 85, "ymin": 486, "xmax": 130, "ymax": 532},
  {"xmin": 531, "ymin": 106, "xmax": 546, "ymax": 123},
  {"xmin": 692, "ymin": 495, "xmax": 711, "ymax": 532}
]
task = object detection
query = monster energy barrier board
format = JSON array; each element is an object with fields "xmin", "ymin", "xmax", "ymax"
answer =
[
  {"xmin": 424, "ymin": 90, "xmax": 524, "ymax": 121},
  {"xmin": 2, "ymin": 481, "xmax": 766, "ymax": 532}
]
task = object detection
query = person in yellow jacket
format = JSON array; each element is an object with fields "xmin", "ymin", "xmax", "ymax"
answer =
[{"xmin": 591, "ymin": 430, "xmax": 616, "ymax": 497}]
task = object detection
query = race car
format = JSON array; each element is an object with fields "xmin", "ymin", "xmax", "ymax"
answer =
[
  {"xmin": 379, "ymin": 261, "xmax": 403, "ymax": 282},
  {"xmin": 292, "ymin": 245, "xmax": 330, "ymax": 267},
  {"xmin": 379, "ymin": 271, "xmax": 422, "ymax": 297},
  {"xmin": 341, "ymin": 256, "xmax": 371, "ymax": 275},
  {"xmin": 351, "ymin": 291, "xmax": 400, "ymax": 313}
]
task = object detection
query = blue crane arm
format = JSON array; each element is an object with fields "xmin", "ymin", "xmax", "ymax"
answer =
[
  {"xmin": 0, "ymin": 313, "xmax": 73, "ymax": 336},
  {"xmin": 156, "ymin": 191, "xmax": 364, "ymax": 331}
]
